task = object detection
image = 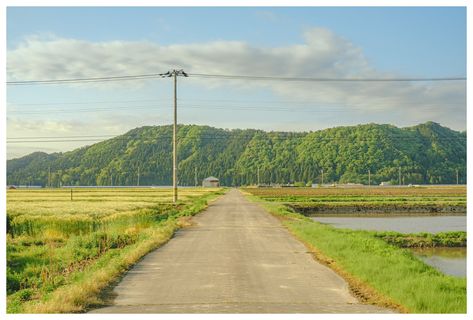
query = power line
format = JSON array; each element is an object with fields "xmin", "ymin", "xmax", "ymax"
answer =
[
  {"xmin": 7, "ymin": 133, "xmax": 467, "ymax": 140},
  {"xmin": 6, "ymin": 73, "xmax": 165, "ymax": 85},
  {"xmin": 7, "ymin": 72, "xmax": 467, "ymax": 85},
  {"xmin": 7, "ymin": 102, "xmax": 465, "ymax": 115},
  {"xmin": 8, "ymin": 97, "xmax": 466, "ymax": 108},
  {"xmin": 188, "ymin": 73, "xmax": 467, "ymax": 82},
  {"xmin": 8, "ymin": 98, "xmax": 168, "ymax": 106},
  {"xmin": 8, "ymin": 104, "xmax": 168, "ymax": 114},
  {"xmin": 7, "ymin": 139, "xmax": 117, "ymax": 143},
  {"xmin": 7, "ymin": 134, "xmax": 118, "ymax": 140},
  {"xmin": 7, "ymin": 134, "xmax": 467, "ymax": 144}
]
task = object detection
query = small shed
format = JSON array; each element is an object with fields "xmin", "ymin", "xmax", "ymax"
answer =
[{"xmin": 202, "ymin": 176, "xmax": 219, "ymax": 187}]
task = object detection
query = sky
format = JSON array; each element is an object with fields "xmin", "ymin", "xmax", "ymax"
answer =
[{"xmin": 6, "ymin": 6, "xmax": 467, "ymax": 159}]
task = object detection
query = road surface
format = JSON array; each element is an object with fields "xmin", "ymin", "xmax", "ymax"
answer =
[{"xmin": 91, "ymin": 189, "xmax": 391, "ymax": 313}]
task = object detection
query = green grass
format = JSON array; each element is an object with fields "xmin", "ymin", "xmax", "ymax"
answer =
[
  {"xmin": 7, "ymin": 187, "xmax": 225, "ymax": 313},
  {"xmin": 246, "ymin": 194, "xmax": 466, "ymax": 314},
  {"xmin": 371, "ymin": 231, "xmax": 466, "ymax": 248}
]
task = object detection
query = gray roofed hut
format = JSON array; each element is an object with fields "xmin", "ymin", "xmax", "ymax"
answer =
[{"xmin": 202, "ymin": 176, "xmax": 219, "ymax": 187}]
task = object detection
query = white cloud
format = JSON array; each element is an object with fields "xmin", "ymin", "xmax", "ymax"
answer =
[
  {"xmin": 6, "ymin": 111, "xmax": 174, "ymax": 159},
  {"xmin": 7, "ymin": 28, "xmax": 466, "ymax": 133}
]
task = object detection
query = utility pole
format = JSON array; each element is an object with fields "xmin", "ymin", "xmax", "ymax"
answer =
[
  {"xmin": 137, "ymin": 167, "xmax": 140, "ymax": 186},
  {"xmin": 456, "ymin": 169, "xmax": 459, "ymax": 185},
  {"xmin": 48, "ymin": 166, "xmax": 51, "ymax": 188},
  {"xmin": 368, "ymin": 169, "xmax": 371, "ymax": 187},
  {"xmin": 257, "ymin": 167, "xmax": 260, "ymax": 186},
  {"xmin": 194, "ymin": 167, "xmax": 198, "ymax": 187},
  {"xmin": 110, "ymin": 174, "xmax": 113, "ymax": 186},
  {"xmin": 161, "ymin": 69, "xmax": 188, "ymax": 203},
  {"xmin": 321, "ymin": 168, "xmax": 324, "ymax": 185},
  {"xmin": 399, "ymin": 167, "xmax": 401, "ymax": 186}
]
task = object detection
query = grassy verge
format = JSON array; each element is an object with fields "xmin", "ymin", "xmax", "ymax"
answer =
[
  {"xmin": 7, "ymin": 189, "xmax": 225, "ymax": 313},
  {"xmin": 244, "ymin": 193, "xmax": 466, "ymax": 313},
  {"xmin": 371, "ymin": 231, "xmax": 466, "ymax": 248}
]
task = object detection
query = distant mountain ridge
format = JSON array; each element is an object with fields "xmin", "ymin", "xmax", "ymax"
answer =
[{"xmin": 7, "ymin": 122, "xmax": 466, "ymax": 186}]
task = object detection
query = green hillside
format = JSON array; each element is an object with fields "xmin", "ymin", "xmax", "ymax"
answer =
[{"xmin": 7, "ymin": 122, "xmax": 466, "ymax": 187}]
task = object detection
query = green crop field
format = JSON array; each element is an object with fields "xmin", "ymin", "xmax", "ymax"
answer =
[
  {"xmin": 6, "ymin": 187, "xmax": 224, "ymax": 313},
  {"xmin": 244, "ymin": 187, "xmax": 467, "ymax": 313}
]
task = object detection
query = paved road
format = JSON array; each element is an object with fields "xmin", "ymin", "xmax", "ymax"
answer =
[{"xmin": 91, "ymin": 189, "xmax": 391, "ymax": 313}]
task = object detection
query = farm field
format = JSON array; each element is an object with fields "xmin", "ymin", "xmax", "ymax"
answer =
[
  {"xmin": 244, "ymin": 187, "xmax": 467, "ymax": 313},
  {"xmin": 248, "ymin": 186, "xmax": 466, "ymax": 215},
  {"xmin": 6, "ymin": 187, "xmax": 224, "ymax": 313}
]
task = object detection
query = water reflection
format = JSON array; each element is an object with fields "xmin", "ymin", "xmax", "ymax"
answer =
[
  {"xmin": 311, "ymin": 215, "xmax": 466, "ymax": 233},
  {"xmin": 411, "ymin": 247, "xmax": 466, "ymax": 278}
]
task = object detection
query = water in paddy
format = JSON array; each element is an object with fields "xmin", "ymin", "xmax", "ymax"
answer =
[
  {"xmin": 311, "ymin": 215, "xmax": 466, "ymax": 277},
  {"xmin": 311, "ymin": 215, "xmax": 466, "ymax": 233},
  {"xmin": 411, "ymin": 247, "xmax": 466, "ymax": 278}
]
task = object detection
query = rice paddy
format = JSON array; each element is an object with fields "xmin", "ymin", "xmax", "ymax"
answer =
[
  {"xmin": 244, "ymin": 187, "xmax": 467, "ymax": 313},
  {"xmin": 6, "ymin": 187, "xmax": 224, "ymax": 313},
  {"xmin": 247, "ymin": 186, "xmax": 466, "ymax": 215}
]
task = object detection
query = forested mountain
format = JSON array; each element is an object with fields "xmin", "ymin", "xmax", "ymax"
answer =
[{"xmin": 7, "ymin": 122, "xmax": 466, "ymax": 187}]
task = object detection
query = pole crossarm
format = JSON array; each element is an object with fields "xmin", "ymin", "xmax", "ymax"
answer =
[{"xmin": 160, "ymin": 69, "xmax": 189, "ymax": 78}]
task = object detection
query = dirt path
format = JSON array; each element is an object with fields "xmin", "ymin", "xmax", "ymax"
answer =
[{"xmin": 90, "ymin": 189, "xmax": 391, "ymax": 313}]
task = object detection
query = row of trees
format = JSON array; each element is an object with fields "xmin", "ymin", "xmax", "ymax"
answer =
[{"xmin": 7, "ymin": 122, "xmax": 466, "ymax": 187}]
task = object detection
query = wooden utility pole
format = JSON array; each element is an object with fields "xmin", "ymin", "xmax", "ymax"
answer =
[
  {"xmin": 173, "ymin": 71, "xmax": 178, "ymax": 202},
  {"xmin": 161, "ymin": 70, "xmax": 188, "ymax": 203},
  {"xmin": 321, "ymin": 168, "xmax": 324, "ymax": 185},
  {"xmin": 48, "ymin": 166, "xmax": 51, "ymax": 188},
  {"xmin": 399, "ymin": 167, "xmax": 401, "ymax": 185},
  {"xmin": 257, "ymin": 167, "xmax": 260, "ymax": 186},
  {"xmin": 194, "ymin": 167, "xmax": 198, "ymax": 187},
  {"xmin": 137, "ymin": 167, "xmax": 140, "ymax": 186},
  {"xmin": 456, "ymin": 169, "xmax": 459, "ymax": 185},
  {"xmin": 368, "ymin": 169, "xmax": 371, "ymax": 186}
]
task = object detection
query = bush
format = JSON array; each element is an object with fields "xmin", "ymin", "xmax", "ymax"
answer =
[
  {"xmin": 17, "ymin": 289, "xmax": 34, "ymax": 302},
  {"xmin": 7, "ymin": 271, "xmax": 21, "ymax": 294}
]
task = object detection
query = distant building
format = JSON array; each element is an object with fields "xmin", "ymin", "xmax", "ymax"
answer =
[
  {"xmin": 380, "ymin": 181, "xmax": 392, "ymax": 186},
  {"xmin": 202, "ymin": 176, "xmax": 219, "ymax": 187}
]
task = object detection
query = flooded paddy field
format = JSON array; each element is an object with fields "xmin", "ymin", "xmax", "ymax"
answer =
[
  {"xmin": 246, "ymin": 186, "xmax": 467, "ymax": 278},
  {"xmin": 411, "ymin": 247, "xmax": 466, "ymax": 278},
  {"xmin": 311, "ymin": 215, "xmax": 466, "ymax": 233}
]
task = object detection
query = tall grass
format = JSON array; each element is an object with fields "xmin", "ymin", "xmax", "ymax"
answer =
[{"xmin": 7, "ymin": 187, "xmax": 225, "ymax": 313}]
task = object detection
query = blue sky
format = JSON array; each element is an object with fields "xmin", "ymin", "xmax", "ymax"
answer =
[
  {"xmin": 7, "ymin": 7, "xmax": 466, "ymax": 76},
  {"xmin": 6, "ymin": 7, "xmax": 467, "ymax": 159}
]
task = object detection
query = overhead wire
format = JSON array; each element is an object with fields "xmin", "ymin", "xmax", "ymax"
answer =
[
  {"xmin": 7, "ymin": 100, "xmax": 466, "ymax": 115},
  {"xmin": 7, "ymin": 133, "xmax": 467, "ymax": 144},
  {"xmin": 7, "ymin": 72, "xmax": 467, "ymax": 85},
  {"xmin": 6, "ymin": 73, "xmax": 164, "ymax": 85},
  {"xmin": 8, "ymin": 97, "xmax": 466, "ymax": 108},
  {"xmin": 6, "ymin": 71, "xmax": 466, "ymax": 155},
  {"xmin": 188, "ymin": 73, "xmax": 467, "ymax": 82}
]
